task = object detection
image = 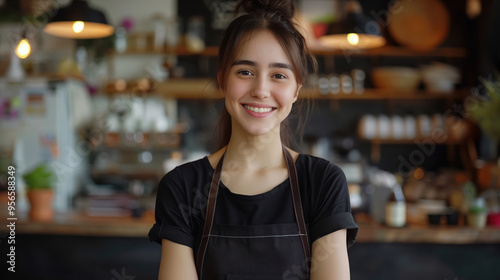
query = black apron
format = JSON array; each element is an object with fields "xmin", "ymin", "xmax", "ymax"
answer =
[{"xmin": 196, "ymin": 145, "xmax": 311, "ymax": 280}]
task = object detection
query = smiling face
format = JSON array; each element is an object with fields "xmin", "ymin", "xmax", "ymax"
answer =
[{"xmin": 221, "ymin": 30, "xmax": 302, "ymax": 139}]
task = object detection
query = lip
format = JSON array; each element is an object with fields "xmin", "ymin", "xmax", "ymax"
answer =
[{"xmin": 241, "ymin": 103, "xmax": 277, "ymax": 118}]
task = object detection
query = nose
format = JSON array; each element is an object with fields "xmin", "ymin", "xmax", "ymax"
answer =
[{"xmin": 250, "ymin": 76, "xmax": 270, "ymax": 99}]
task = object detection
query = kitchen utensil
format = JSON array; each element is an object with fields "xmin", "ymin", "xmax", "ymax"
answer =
[{"xmin": 388, "ymin": 0, "xmax": 450, "ymax": 51}]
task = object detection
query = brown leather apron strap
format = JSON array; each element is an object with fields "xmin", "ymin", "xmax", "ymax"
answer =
[
  {"xmin": 196, "ymin": 152, "xmax": 225, "ymax": 279},
  {"xmin": 196, "ymin": 146, "xmax": 311, "ymax": 279},
  {"xmin": 283, "ymin": 145, "xmax": 311, "ymax": 276}
]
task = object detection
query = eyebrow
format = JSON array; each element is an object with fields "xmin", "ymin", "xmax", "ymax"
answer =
[{"xmin": 231, "ymin": 60, "xmax": 292, "ymax": 70}]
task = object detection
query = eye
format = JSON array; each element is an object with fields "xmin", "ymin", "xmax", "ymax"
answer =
[
  {"xmin": 237, "ymin": 70, "xmax": 253, "ymax": 76},
  {"xmin": 272, "ymin": 73, "xmax": 287, "ymax": 80}
]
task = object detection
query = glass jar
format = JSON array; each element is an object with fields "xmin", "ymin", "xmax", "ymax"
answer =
[{"xmin": 186, "ymin": 16, "xmax": 205, "ymax": 52}]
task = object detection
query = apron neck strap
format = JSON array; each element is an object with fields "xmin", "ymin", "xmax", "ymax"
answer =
[{"xmin": 283, "ymin": 145, "xmax": 311, "ymax": 273}]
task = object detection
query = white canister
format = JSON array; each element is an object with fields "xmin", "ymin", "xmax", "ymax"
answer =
[
  {"xmin": 377, "ymin": 115, "xmax": 391, "ymax": 139},
  {"xmin": 386, "ymin": 201, "xmax": 407, "ymax": 227},
  {"xmin": 359, "ymin": 115, "xmax": 377, "ymax": 140},
  {"xmin": 340, "ymin": 74, "xmax": 353, "ymax": 94},
  {"xmin": 391, "ymin": 115, "xmax": 405, "ymax": 140},
  {"xmin": 417, "ymin": 114, "xmax": 431, "ymax": 138},
  {"xmin": 404, "ymin": 115, "xmax": 417, "ymax": 139}
]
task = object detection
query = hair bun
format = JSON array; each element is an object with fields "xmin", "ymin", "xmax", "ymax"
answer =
[{"xmin": 236, "ymin": 0, "xmax": 295, "ymax": 20}]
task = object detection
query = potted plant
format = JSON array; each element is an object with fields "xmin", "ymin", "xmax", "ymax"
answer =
[
  {"xmin": 468, "ymin": 198, "xmax": 488, "ymax": 229},
  {"xmin": 468, "ymin": 77, "xmax": 500, "ymax": 160},
  {"xmin": 22, "ymin": 163, "xmax": 56, "ymax": 221}
]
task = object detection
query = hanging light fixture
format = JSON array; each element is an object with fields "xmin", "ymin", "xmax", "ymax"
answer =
[
  {"xmin": 320, "ymin": 0, "xmax": 385, "ymax": 49},
  {"xmin": 15, "ymin": 30, "xmax": 32, "ymax": 59},
  {"xmin": 44, "ymin": 0, "xmax": 114, "ymax": 39}
]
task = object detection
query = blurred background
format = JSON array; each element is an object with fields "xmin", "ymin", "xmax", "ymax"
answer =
[{"xmin": 0, "ymin": 0, "xmax": 499, "ymax": 279}]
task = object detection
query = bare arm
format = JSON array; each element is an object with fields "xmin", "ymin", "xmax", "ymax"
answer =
[
  {"xmin": 310, "ymin": 229, "xmax": 350, "ymax": 280},
  {"xmin": 158, "ymin": 239, "xmax": 198, "ymax": 280}
]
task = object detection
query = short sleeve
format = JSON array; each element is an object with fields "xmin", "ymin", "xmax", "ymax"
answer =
[
  {"xmin": 148, "ymin": 167, "xmax": 195, "ymax": 248},
  {"xmin": 308, "ymin": 162, "xmax": 358, "ymax": 247}
]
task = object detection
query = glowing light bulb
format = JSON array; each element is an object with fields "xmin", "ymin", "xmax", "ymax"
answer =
[
  {"xmin": 15, "ymin": 38, "xmax": 31, "ymax": 59},
  {"xmin": 73, "ymin": 21, "xmax": 85, "ymax": 33},
  {"xmin": 347, "ymin": 33, "xmax": 359, "ymax": 46},
  {"xmin": 413, "ymin": 167, "xmax": 425, "ymax": 180}
]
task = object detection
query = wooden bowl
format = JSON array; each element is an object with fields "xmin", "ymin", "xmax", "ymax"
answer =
[{"xmin": 371, "ymin": 67, "xmax": 421, "ymax": 91}]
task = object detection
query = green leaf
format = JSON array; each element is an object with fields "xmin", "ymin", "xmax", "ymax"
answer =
[
  {"xmin": 22, "ymin": 164, "xmax": 56, "ymax": 190},
  {"xmin": 468, "ymin": 77, "xmax": 500, "ymax": 141},
  {"xmin": 469, "ymin": 205, "xmax": 486, "ymax": 214}
]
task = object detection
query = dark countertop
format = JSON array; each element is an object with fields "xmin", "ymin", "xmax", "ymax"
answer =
[{"xmin": 2, "ymin": 211, "xmax": 500, "ymax": 244}]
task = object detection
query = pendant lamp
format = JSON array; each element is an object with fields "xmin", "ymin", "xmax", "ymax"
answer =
[
  {"xmin": 44, "ymin": 0, "xmax": 114, "ymax": 39},
  {"xmin": 15, "ymin": 30, "xmax": 32, "ymax": 59},
  {"xmin": 320, "ymin": 0, "xmax": 385, "ymax": 49}
]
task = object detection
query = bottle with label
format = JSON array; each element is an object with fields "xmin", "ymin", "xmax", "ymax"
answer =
[{"xmin": 385, "ymin": 184, "xmax": 406, "ymax": 227}]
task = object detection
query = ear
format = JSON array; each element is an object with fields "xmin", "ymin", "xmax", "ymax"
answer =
[{"xmin": 293, "ymin": 84, "xmax": 302, "ymax": 103}]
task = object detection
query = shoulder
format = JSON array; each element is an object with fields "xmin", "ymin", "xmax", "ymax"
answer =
[
  {"xmin": 296, "ymin": 154, "xmax": 345, "ymax": 180},
  {"xmin": 159, "ymin": 157, "xmax": 212, "ymax": 188},
  {"xmin": 298, "ymin": 155, "xmax": 352, "ymax": 225},
  {"xmin": 296, "ymin": 154, "xmax": 348, "ymax": 201}
]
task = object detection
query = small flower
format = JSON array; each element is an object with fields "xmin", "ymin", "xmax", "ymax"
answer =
[{"xmin": 120, "ymin": 17, "xmax": 135, "ymax": 32}]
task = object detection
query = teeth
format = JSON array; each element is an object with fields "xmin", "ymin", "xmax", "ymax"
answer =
[{"xmin": 244, "ymin": 105, "xmax": 273, "ymax": 113}]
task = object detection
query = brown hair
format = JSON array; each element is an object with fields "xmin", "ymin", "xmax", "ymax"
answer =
[{"xmin": 214, "ymin": 0, "xmax": 317, "ymax": 151}]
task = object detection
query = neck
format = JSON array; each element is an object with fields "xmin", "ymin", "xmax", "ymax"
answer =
[{"xmin": 225, "ymin": 126, "xmax": 285, "ymax": 171}]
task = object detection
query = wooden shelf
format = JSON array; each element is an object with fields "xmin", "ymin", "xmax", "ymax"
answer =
[
  {"xmin": 92, "ymin": 131, "xmax": 182, "ymax": 149},
  {"xmin": 111, "ymin": 46, "xmax": 219, "ymax": 56},
  {"xmin": 155, "ymin": 78, "xmax": 222, "ymax": 99},
  {"xmin": 90, "ymin": 168, "xmax": 164, "ymax": 179},
  {"xmin": 301, "ymin": 88, "xmax": 470, "ymax": 100},
  {"xmin": 361, "ymin": 138, "xmax": 464, "ymax": 145},
  {"xmin": 311, "ymin": 46, "xmax": 466, "ymax": 58},
  {"xmin": 10, "ymin": 211, "xmax": 155, "ymax": 237},
  {"xmin": 90, "ymin": 146, "xmax": 175, "ymax": 152},
  {"xmin": 111, "ymin": 46, "xmax": 466, "ymax": 58}
]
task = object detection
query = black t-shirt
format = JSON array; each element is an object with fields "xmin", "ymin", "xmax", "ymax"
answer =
[{"xmin": 148, "ymin": 153, "xmax": 358, "ymax": 253}]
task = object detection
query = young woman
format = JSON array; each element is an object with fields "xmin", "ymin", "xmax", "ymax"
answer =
[{"xmin": 149, "ymin": 0, "xmax": 358, "ymax": 279}]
